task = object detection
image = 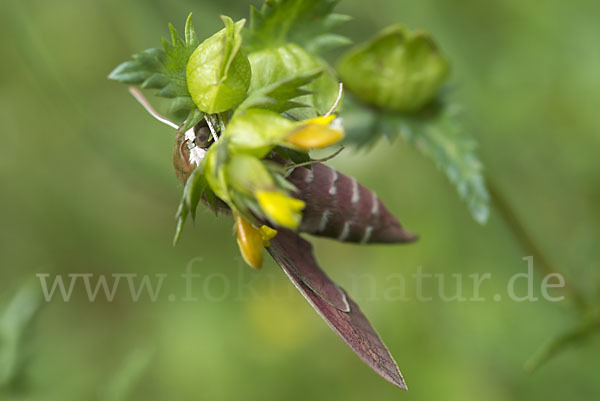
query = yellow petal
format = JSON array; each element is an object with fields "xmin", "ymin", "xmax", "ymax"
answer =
[
  {"xmin": 259, "ymin": 225, "xmax": 278, "ymax": 247},
  {"xmin": 303, "ymin": 114, "xmax": 337, "ymax": 126},
  {"xmin": 256, "ymin": 190, "xmax": 305, "ymax": 229},
  {"xmin": 235, "ymin": 214, "xmax": 264, "ymax": 269},
  {"xmin": 285, "ymin": 116, "xmax": 344, "ymax": 150}
]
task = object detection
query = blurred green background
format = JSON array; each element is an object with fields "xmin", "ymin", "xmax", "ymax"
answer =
[{"xmin": 1, "ymin": 0, "xmax": 599, "ymax": 400}]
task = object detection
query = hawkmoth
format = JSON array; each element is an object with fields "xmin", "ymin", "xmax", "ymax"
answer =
[{"xmin": 127, "ymin": 87, "xmax": 414, "ymax": 390}]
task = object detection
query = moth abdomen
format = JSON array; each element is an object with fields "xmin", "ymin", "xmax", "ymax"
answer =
[{"xmin": 288, "ymin": 164, "xmax": 417, "ymax": 244}]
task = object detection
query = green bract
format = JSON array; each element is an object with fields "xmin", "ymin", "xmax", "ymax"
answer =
[
  {"xmin": 173, "ymin": 164, "xmax": 209, "ymax": 245},
  {"xmin": 236, "ymin": 70, "xmax": 323, "ymax": 115},
  {"xmin": 186, "ymin": 16, "xmax": 251, "ymax": 113},
  {"xmin": 227, "ymin": 109, "xmax": 295, "ymax": 157},
  {"xmin": 338, "ymin": 25, "xmax": 450, "ymax": 113},
  {"xmin": 226, "ymin": 154, "xmax": 275, "ymax": 195},
  {"xmin": 248, "ymin": 43, "xmax": 339, "ymax": 118},
  {"xmin": 245, "ymin": 0, "xmax": 351, "ymax": 55},
  {"xmin": 203, "ymin": 140, "xmax": 230, "ymax": 202}
]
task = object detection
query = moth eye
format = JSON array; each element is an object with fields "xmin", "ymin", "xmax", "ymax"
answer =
[{"xmin": 194, "ymin": 124, "xmax": 213, "ymax": 148}]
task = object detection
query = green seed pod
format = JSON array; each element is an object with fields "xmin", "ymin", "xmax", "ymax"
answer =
[
  {"xmin": 338, "ymin": 25, "xmax": 450, "ymax": 113},
  {"xmin": 186, "ymin": 16, "xmax": 251, "ymax": 114}
]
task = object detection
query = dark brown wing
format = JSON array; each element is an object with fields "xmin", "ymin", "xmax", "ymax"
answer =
[
  {"xmin": 288, "ymin": 164, "xmax": 417, "ymax": 244},
  {"xmin": 267, "ymin": 228, "xmax": 407, "ymax": 390}
]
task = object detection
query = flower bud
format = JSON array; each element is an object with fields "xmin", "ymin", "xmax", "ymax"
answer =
[
  {"xmin": 235, "ymin": 213, "xmax": 264, "ymax": 269},
  {"xmin": 338, "ymin": 25, "xmax": 450, "ymax": 113}
]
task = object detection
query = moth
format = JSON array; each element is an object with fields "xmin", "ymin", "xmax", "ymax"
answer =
[{"xmin": 128, "ymin": 87, "xmax": 416, "ymax": 390}]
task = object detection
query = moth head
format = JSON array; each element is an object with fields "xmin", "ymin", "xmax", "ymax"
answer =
[
  {"xmin": 127, "ymin": 87, "xmax": 214, "ymax": 183},
  {"xmin": 173, "ymin": 121, "xmax": 215, "ymax": 183}
]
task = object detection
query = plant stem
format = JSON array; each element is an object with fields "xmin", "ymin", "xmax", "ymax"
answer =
[
  {"xmin": 284, "ymin": 147, "xmax": 345, "ymax": 170},
  {"xmin": 487, "ymin": 179, "xmax": 588, "ymax": 311},
  {"xmin": 524, "ymin": 309, "xmax": 600, "ymax": 372}
]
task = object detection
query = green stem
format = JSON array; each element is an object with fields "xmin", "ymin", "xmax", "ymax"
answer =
[
  {"xmin": 524, "ymin": 310, "xmax": 600, "ymax": 372},
  {"xmin": 488, "ymin": 179, "xmax": 600, "ymax": 371},
  {"xmin": 488, "ymin": 179, "xmax": 588, "ymax": 311}
]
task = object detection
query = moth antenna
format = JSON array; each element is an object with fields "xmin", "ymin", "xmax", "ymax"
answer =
[
  {"xmin": 325, "ymin": 83, "xmax": 344, "ymax": 117},
  {"xmin": 204, "ymin": 115, "xmax": 220, "ymax": 142},
  {"xmin": 128, "ymin": 87, "xmax": 178, "ymax": 130}
]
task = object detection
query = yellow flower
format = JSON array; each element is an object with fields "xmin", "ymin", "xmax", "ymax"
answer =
[
  {"xmin": 234, "ymin": 214, "xmax": 279, "ymax": 269},
  {"xmin": 256, "ymin": 190, "xmax": 305, "ymax": 229},
  {"xmin": 285, "ymin": 115, "xmax": 344, "ymax": 150},
  {"xmin": 235, "ymin": 214, "xmax": 265, "ymax": 269}
]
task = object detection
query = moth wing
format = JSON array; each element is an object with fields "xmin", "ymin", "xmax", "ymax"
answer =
[
  {"xmin": 268, "ymin": 228, "xmax": 350, "ymax": 312},
  {"xmin": 267, "ymin": 228, "xmax": 407, "ymax": 390}
]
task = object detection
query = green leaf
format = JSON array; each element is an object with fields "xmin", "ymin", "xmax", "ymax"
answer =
[
  {"xmin": 393, "ymin": 106, "xmax": 489, "ymax": 223},
  {"xmin": 109, "ymin": 13, "xmax": 199, "ymax": 113},
  {"xmin": 186, "ymin": 16, "xmax": 251, "ymax": 113},
  {"xmin": 342, "ymin": 97, "xmax": 490, "ymax": 224},
  {"xmin": 248, "ymin": 43, "xmax": 339, "ymax": 119},
  {"xmin": 338, "ymin": 25, "xmax": 450, "ymax": 113},
  {"xmin": 236, "ymin": 69, "xmax": 323, "ymax": 114},
  {"xmin": 304, "ymin": 33, "xmax": 353, "ymax": 55},
  {"xmin": 173, "ymin": 163, "xmax": 211, "ymax": 245},
  {"xmin": 245, "ymin": 0, "xmax": 351, "ymax": 54}
]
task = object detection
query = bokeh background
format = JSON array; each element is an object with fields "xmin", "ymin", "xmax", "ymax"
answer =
[{"xmin": 1, "ymin": 0, "xmax": 599, "ymax": 400}]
